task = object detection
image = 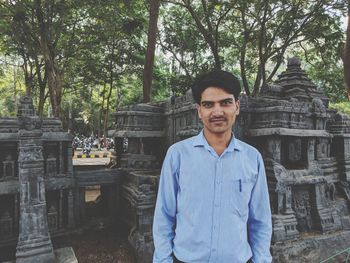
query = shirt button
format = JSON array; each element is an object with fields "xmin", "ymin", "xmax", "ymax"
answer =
[{"xmin": 212, "ymin": 248, "xmax": 216, "ymax": 252}]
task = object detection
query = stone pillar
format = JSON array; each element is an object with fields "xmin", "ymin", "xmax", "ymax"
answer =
[
  {"xmin": 67, "ymin": 189, "xmax": 75, "ymax": 228},
  {"xmin": 15, "ymin": 96, "xmax": 55, "ymax": 263},
  {"xmin": 14, "ymin": 194, "xmax": 19, "ymax": 235},
  {"xmin": 267, "ymin": 137, "xmax": 281, "ymax": 162},
  {"xmin": 307, "ymin": 138, "xmax": 315, "ymax": 162},
  {"xmin": 67, "ymin": 146, "xmax": 73, "ymax": 176},
  {"xmin": 59, "ymin": 142, "xmax": 64, "ymax": 174},
  {"xmin": 59, "ymin": 189, "xmax": 64, "ymax": 229}
]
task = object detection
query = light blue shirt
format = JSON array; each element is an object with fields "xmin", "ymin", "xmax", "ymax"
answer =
[{"xmin": 153, "ymin": 131, "xmax": 272, "ymax": 263}]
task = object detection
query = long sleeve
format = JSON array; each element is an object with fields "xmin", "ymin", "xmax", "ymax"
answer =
[
  {"xmin": 247, "ymin": 153, "xmax": 272, "ymax": 263},
  {"xmin": 153, "ymin": 148, "xmax": 179, "ymax": 263}
]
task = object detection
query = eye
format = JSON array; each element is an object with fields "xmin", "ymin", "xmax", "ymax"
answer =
[
  {"xmin": 201, "ymin": 102, "xmax": 213, "ymax": 108},
  {"xmin": 220, "ymin": 100, "xmax": 233, "ymax": 106}
]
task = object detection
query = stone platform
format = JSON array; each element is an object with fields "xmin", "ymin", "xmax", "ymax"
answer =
[
  {"xmin": 55, "ymin": 247, "xmax": 78, "ymax": 263},
  {"xmin": 272, "ymin": 230, "xmax": 350, "ymax": 262},
  {"xmin": 1, "ymin": 247, "xmax": 77, "ymax": 263}
]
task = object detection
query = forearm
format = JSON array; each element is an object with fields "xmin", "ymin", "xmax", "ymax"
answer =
[
  {"xmin": 248, "ymin": 154, "xmax": 272, "ymax": 263},
  {"xmin": 153, "ymin": 147, "xmax": 179, "ymax": 262},
  {"xmin": 248, "ymin": 217, "xmax": 272, "ymax": 263},
  {"xmin": 153, "ymin": 204, "xmax": 175, "ymax": 262}
]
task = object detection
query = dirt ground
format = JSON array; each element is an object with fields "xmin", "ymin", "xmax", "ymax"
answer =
[{"xmin": 53, "ymin": 221, "xmax": 136, "ymax": 263}]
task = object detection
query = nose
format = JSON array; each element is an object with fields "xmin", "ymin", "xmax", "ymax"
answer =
[{"xmin": 212, "ymin": 105, "xmax": 224, "ymax": 116}]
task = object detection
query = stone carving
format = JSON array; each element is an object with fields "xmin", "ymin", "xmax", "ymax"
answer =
[
  {"xmin": 267, "ymin": 138, "xmax": 281, "ymax": 161},
  {"xmin": 2, "ymin": 154, "xmax": 15, "ymax": 179},
  {"xmin": 0, "ymin": 97, "xmax": 84, "ymax": 262},
  {"xmin": 16, "ymin": 97, "xmax": 56, "ymax": 263},
  {"xmin": 0, "ymin": 57, "xmax": 349, "ymax": 263},
  {"xmin": 18, "ymin": 116, "xmax": 42, "ymax": 131},
  {"xmin": 325, "ymin": 181, "xmax": 336, "ymax": 202},
  {"xmin": 46, "ymin": 154, "xmax": 57, "ymax": 177},
  {"xmin": 288, "ymin": 138, "xmax": 302, "ymax": 162},
  {"xmin": 339, "ymin": 181, "xmax": 350, "ymax": 200},
  {"xmin": 276, "ymin": 181, "xmax": 287, "ymax": 214},
  {"xmin": 293, "ymin": 187, "xmax": 312, "ymax": 232},
  {"xmin": 18, "ymin": 146, "xmax": 43, "ymax": 163},
  {"xmin": 111, "ymin": 57, "xmax": 350, "ymax": 262},
  {"xmin": 121, "ymin": 171, "xmax": 158, "ymax": 263}
]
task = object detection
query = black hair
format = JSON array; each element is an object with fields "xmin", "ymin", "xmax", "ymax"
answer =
[{"xmin": 191, "ymin": 70, "xmax": 241, "ymax": 104}]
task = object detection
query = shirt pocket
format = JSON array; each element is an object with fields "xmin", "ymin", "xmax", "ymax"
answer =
[{"xmin": 229, "ymin": 178, "xmax": 255, "ymax": 218}]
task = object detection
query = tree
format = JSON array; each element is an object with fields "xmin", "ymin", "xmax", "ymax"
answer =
[
  {"xmin": 0, "ymin": 0, "xmax": 89, "ymax": 118},
  {"xmin": 162, "ymin": 0, "xmax": 347, "ymax": 95},
  {"xmin": 0, "ymin": 1, "xmax": 49, "ymax": 115},
  {"xmin": 72, "ymin": 0, "xmax": 145, "ymax": 140},
  {"xmin": 343, "ymin": 0, "xmax": 350, "ymax": 100},
  {"xmin": 164, "ymin": 0, "xmax": 233, "ymax": 70},
  {"xmin": 143, "ymin": 0, "xmax": 161, "ymax": 102}
]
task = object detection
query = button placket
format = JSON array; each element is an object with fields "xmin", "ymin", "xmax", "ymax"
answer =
[{"xmin": 210, "ymin": 159, "xmax": 223, "ymax": 262}]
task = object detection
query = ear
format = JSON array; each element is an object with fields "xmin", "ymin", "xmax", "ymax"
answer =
[
  {"xmin": 196, "ymin": 104, "xmax": 202, "ymax": 119},
  {"xmin": 235, "ymin": 100, "xmax": 240, "ymax": 116}
]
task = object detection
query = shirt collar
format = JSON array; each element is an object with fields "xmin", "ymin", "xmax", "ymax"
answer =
[{"xmin": 192, "ymin": 130, "xmax": 242, "ymax": 152}]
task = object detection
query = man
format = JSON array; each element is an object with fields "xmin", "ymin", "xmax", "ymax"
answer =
[{"xmin": 153, "ymin": 70, "xmax": 272, "ymax": 263}]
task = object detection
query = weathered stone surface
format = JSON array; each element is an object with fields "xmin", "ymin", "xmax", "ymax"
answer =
[
  {"xmin": 271, "ymin": 230, "xmax": 350, "ymax": 262},
  {"xmin": 0, "ymin": 97, "xmax": 81, "ymax": 262},
  {"xmin": 120, "ymin": 170, "xmax": 158, "ymax": 263},
  {"xmin": 1, "ymin": 247, "xmax": 78, "ymax": 263},
  {"xmin": 16, "ymin": 96, "xmax": 56, "ymax": 263},
  {"xmin": 0, "ymin": 57, "xmax": 349, "ymax": 262},
  {"xmin": 54, "ymin": 247, "xmax": 78, "ymax": 263},
  {"xmin": 112, "ymin": 57, "xmax": 350, "ymax": 262}
]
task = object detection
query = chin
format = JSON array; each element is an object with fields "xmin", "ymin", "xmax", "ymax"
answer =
[{"xmin": 207, "ymin": 127, "xmax": 230, "ymax": 134}]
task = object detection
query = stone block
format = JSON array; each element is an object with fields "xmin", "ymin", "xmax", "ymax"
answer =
[{"xmin": 55, "ymin": 247, "xmax": 78, "ymax": 263}]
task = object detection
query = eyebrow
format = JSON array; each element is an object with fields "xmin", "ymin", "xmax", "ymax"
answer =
[{"xmin": 200, "ymin": 98, "xmax": 234, "ymax": 105}]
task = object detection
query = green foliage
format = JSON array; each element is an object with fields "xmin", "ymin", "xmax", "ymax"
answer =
[
  {"xmin": 0, "ymin": 0, "xmax": 348, "ymax": 133},
  {"xmin": 0, "ymin": 61, "xmax": 25, "ymax": 116},
  {"xmin": 162, "ymin": 0, "xmax": 348, "ymax": 95},
  {"xmin": 330, "ymin": 101, "xmax": 350, "ymax": 116}
]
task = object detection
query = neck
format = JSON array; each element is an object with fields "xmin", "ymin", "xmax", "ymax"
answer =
[{"xmin": 203, "ymin": 129, "xmax": 232, "ymax": 156}]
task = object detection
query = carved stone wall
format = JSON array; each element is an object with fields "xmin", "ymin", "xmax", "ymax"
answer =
[
  {"xmin": 0, "ymin": 58, "xmax": 349, "ymax": 262},
  {"xmin": 0, "ymin": 97, "xmax": 80, "ymax": 262},
  {"xmin": 113, "ymin": 57, "xmax": 350, "ymax": 262}
]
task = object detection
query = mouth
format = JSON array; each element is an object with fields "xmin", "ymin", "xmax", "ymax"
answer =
[{"xmin": 210, "ymin": 118, "xmax": 227, "ymax": 123}]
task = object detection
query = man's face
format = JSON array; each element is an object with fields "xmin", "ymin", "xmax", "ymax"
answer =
[{"xmin": 197, "ymin": 87, "xmax": 240, "ymax": 137}]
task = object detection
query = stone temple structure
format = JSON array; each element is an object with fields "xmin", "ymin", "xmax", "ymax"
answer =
[
  {"xmin": 0, "ymin": 97, "xmax": 77, "ymax": 262},
  {"xmin": 112, "ymin": 58, "xmax": 350, "ymax": 262},
  {"xmin": 0, "ymin": 97, "xmax": 122, "ymax": 262},
  {"xmin": 0, "ymin": 58, "xmax": 350, "ymax": 263}
]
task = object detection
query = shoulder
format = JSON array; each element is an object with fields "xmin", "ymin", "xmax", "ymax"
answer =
[
  {"xmin": 167, "ymin": 136, "xmax": 197, "ymax": 155},
  {"xmin": 235, "ymin": 138, "xmax": 263, "ymax": 163},
  {"xmin": 162, "ymin": 136, "xmax": 197, "ymax": 171}
]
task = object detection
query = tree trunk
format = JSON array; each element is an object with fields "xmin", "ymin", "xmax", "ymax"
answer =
[
  {"xmin": 185, "ymin": 2, "xmax": 221, "ymax": 70},
  {"xmin": 344, "ymin": 0, "xmax": 350, "ymax": 100},
  {"xmin": 253, "ymin": 67, "xmax": 262, "ymax": 96},
  {"xmin": 104, "ymin": 82, "xmax": 113, "ymax": 148},
  {"xmin": 35, "ymin": 57, "xmax": 48, "ymax": 117},
  {"xmin": 143, "ymin": 0, "xmax": 160, "ymax": 103},
  {"xmin": 240, "ymin": 42, "xmax": 250, "ymax": 96},
  {"xmin": 22, "ymin": 55, "xmax": 34, "ymax": 97},
  {"xmin": 35, "ymin": 0, "xmax": 62, "ymax": 118}
]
